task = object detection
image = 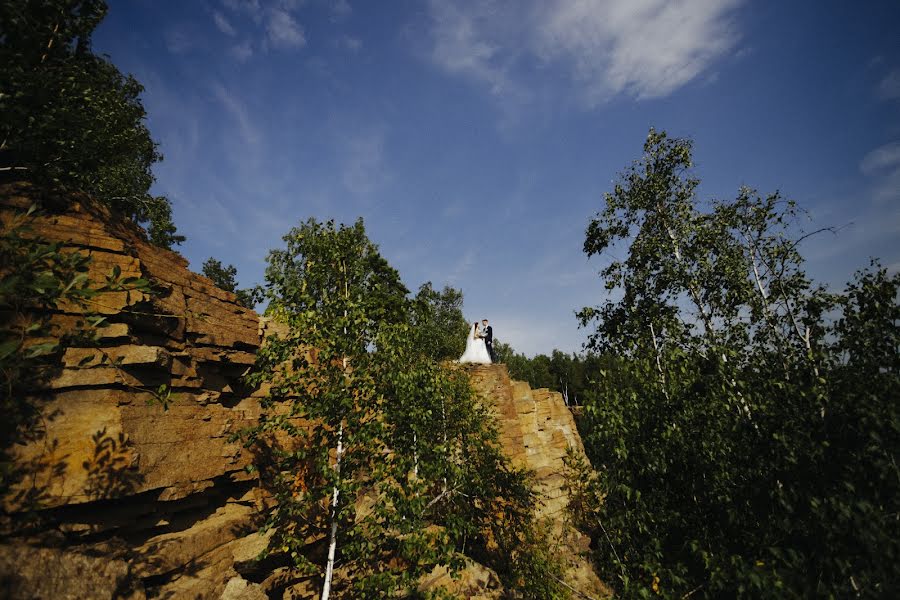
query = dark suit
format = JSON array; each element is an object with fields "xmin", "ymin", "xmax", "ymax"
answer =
[{"xmin": 482, "ymin": 325, "xmax": 495, "ymax": 362}]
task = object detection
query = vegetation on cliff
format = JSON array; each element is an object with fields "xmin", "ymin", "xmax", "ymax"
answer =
[
  {"xmin": 568, "ymin": 130, "xmax": 899, "ymax": 599},
  {"xmin": 0, "ymin": 203, "xmax": 152, "ymax": 508},
  {"xmin": 0, "ymin": 0, "xmax": 182, "ymax": 247},
  {"xmin": 200, "ymin": 257, "xmax": 262, "ymax": 309},
  {"xmin": 240, "ymin": 218, "xmax": 565, "ymax": 598}
]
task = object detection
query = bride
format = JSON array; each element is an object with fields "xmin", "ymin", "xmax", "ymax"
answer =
[{"xmin": 459, "ymin": 321, "xmax": 492, "ymax": 364}]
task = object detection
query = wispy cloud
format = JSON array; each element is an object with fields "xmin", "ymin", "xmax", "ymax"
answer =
[
  {"xmin": 331, "ymin": 0, "xmax": 352, "ymax": 21},
  {"xmin": 218, "ymin": 0, "xmax": 307, "ymax": 54},
  {"xmin": 427, "ymin": 1, "xmax": 516, "ymax": 98},
  {"xmin": 164, "ymin": 28, "xmax": 197, "ymax": 54},
  {"xmin": 222, "ymin": 0, "xmax": 263, "ymax": 21},
  {"xmin": 266, "ymin": 8, "xmax": 307, "ymax": 48},
  {"xmin": 339, "ymin": 126, "xmax": 391, "ymax": 196},
  {"xmin": 803, "ymin": 141, "xmax": 900, "ymax": 271},
  {"xmin": 211, "ymin": 83, "xmax": 262, "ymax": 148},
  {"xmin": 230, "ymin": 40, "xmax": 254, "ymax": 62},
  {"xmin": 877, "ymin": 68, "xmax": 900, "ymax": 101},
  {"xmin": 446, "ymin": 247, "xmax": 478, "ymax": 286},
  {"xmin": 860, "ymin": 141, "xmax": 900, "ymax": 175},
  {"xmin": 425, "ymin": 0, "xmax": 743, "ymax": 106},
  {"xmin": 336, "ymin": 34, "xmax": 362, "ymax": 52},
  {"xmin": 212, "ymin": 11, "xmax": 236, "ymax": 36},
  {"xmin": 860, "ymin": 141, "xmax": 900, "ymax": 205}
]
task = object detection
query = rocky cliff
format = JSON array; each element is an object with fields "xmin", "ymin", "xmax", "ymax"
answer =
[
  {"xmin": 0, "ymin": 186, "xmax": 606, "ymax": 599},
  {"xmin": 467, "ymin": 365, "xmax": 609, "ymax": 598},
  {"xmin": 1, "ymin": 185, "xmax": 274, "ymax": 599}
]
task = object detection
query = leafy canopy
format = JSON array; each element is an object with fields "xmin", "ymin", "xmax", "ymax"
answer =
[
  {"xmin": 0, "ymin": 0, "xmax": 183, "ymax": 247},
  {"xmin": 241, "ymin": 217, "xmax": 564, "ymax": 598},
  {"xmin": 201, "ymin": 257, "xmax": 260, "ymax": 309},
  {"xmin": 410, "ymin": 281, "xmax": 470, "ymax": 361},
  {"xmin": 571, "ymin": 129, "xmax": 900, "ymax": 599}
]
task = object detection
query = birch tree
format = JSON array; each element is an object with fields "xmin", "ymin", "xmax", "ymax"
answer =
[
  {"xmin": 574, "ymin": 129, "xmax": 899, "ymax": 599},
  {"xmin": 243, "ymin": 218, "xmax": 564, "ymax": 598}
]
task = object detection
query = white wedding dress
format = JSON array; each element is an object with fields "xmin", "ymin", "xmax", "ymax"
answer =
[{"xmin": 459, "ymin": 324, "xmax": 492, "ymax": 364}]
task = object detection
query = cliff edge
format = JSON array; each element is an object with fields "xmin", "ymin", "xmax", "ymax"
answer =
[
  {"xmin": 1, "ymin": 185, "xmax": 608, "ymax": 598},
  {"xmin": 467, "ymin": 365, "xmax": 609, "ymax": 599}
]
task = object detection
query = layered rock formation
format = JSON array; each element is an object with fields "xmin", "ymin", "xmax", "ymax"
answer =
[
  {"xmin": 1, "ymin": 185, "xmax": 606, "ymax": 598},
  {"xmin": 467, "ymin": 365, "xmax": 610, "ymax": 599},
  {"xmin": 1, "ymin": 185, "xmax": 274, "ymax": 599}
]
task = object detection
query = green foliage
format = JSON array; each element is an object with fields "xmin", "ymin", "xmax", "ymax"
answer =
[
  {"xmin": 263, "ymin": 218, "xmax": 409, "ymax": 347},
  {"xmin": 0, "ymin": 204, "xmax": 152, "ymax": 498},
  {"xmin": 494, "ymin": 342, "xmax": 624, "ymax": 406},
  {"xmin": 201, "ymin": 257, "xmax": 261, "ymax": 309},
  {"xmin": 0, "ymin": 0, "xmax": 183, "ymax": 247},
  {"xmin": 202, "ymin": 258, "xmax": 239, "ymax": 292},
  {"xmin": 241, "ymin": 217, "xmax": 565, "ymax": 598},
  {"xmin": 410, "ymin": 282, "xmax": 470, "ymax": 361},
  {"xmin": 573, "ymin": 129, "xmax": 900, "ymax": 599}
]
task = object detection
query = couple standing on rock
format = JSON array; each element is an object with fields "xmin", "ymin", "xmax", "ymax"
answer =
[{"xmin": 459, "ymin": 319, "xmax": 496, "ymax": 364}]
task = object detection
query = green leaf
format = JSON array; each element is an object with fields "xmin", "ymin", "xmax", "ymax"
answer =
[
  {"xmin": 0, "ymin": 339, "xmax": 21, "ymax": 361},
  {"xmin": 25, "ymin": 341, "xmax": 60, "ymax": 358}
]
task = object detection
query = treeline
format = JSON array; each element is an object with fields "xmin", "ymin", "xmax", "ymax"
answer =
[
  {"xmin": 1, "ymin": 0, "xmax": 182, "ymax": 247},
  {"xmin": 238, "ymin": 217, "xmax": 566, "ymax": 598},
  {"xmin": 568, "ymin": 130, "xmax": 899, "ymax": 599},
  {"xmin": 1, "ymin": 5, "xmax": 568, "ymax": 598},
  {"xmin": 493, "ymin": 343, "xmax": 623, "ymax": 406}
]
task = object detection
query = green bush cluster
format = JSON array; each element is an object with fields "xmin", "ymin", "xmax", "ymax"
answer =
[
  {"xmin": 0, "ymin": 205, "xmax": 152, "ymax": 505},
  {"xmin": 0, "ymin": 0, "xmax": 182, "ymax": 247},
  {"xmin": 570, "ymin": 130, "xmax": 899, "ymax": 599},
  {"xmin": 239, "ymin": 218, "xmax": 565, "ymax": 599}
]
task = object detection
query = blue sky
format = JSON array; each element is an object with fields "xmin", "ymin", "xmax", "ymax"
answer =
[{"xmin": 94, "ymin": 0, "xmax": 900, "ymax": 356}]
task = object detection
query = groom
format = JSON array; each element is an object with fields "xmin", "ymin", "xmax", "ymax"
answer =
[{"xmin": 481, "ymin": 318, "xmax": 495, "ymax": 363}]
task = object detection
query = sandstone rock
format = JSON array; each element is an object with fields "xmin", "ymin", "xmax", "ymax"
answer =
[
  {"xmin": 134, "ymin": 502, "xmax": 257, "ymax": 578},
  {"xmin": 419, "ymin": 561, "xmax": 503, "ymax": 599},
  {"xmin": 62, "ymin": 344, "xmax": 171, "ymax": 368},
  {"xmin": 0, "ymin": 544, "xmax": 145, "ymax": 600},
  {"xmin": 2, "ymin": 186, "xmax": 269, "ymax": 599},
  {"xmin": 466, "ymin": 364, "xmax": 611, "ymax": 599},
  {"xmin": 221, "ymin": 576, "xmax": 268, "ymax": 600},
  {"xmin": 1, "ymin": 186, "xmax": 609, "ymax": 600},
  {"xmin": 231, "ymin": 528, "xmax": 275, "ymax": 571}
]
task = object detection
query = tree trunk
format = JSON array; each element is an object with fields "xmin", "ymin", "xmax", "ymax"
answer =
[{"xmin": 321, "ymin": 421, "xmax": 343, "ymax": 600}]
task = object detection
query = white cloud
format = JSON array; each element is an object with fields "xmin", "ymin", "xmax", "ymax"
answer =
[
  {"xmin": 230, "ymin": 40, "xmax": 254, "ymax": 62},
  {"xmin": 877, "ymin": 69, "xmax": 900, "ymax": 100},
  {"xmin": 222, "ymin": 0, "xmax": 262, "ymax": 21},
  {"xmin": 337, "ymin": 34, "xmax": 362, "ymax": 52},
  {"xmin": 425, "ymin": 0, "xmax": 743, "ymax": 105},
  {"xmin": 428, "ymin": 1, "xmax": 515, "ymax": 97},
  {"xmin": 860, "ymin": 141, "xmax": 900, "ymax": 175},
  {"xmin": 266, "ymin": 8, "xmax": 307, "ymax": 48},
  {"xmin": 447, "ymin": 248, "xmax": 478, "ymax": 286},
  {"xmin": 164, "ymin": 28, "xmax": 195, "ymax": 54},
  {"xmin": 212, "ymin": 83, "xmax": 261, "ymax": 148},
  {"xmin": 339, "ymin": 127, "xmax": 391, "ymax": 196},
  {"xmin": 219, "ymin": 0, "xmax": 307, "ymax": 52},
  {"xmin": 497, "ymin": 314, "xmax": 590, "ymax": 357},
  {"xmin": 861, "ymin": 141, "xmax": 900, "ymax": 205},
  {"xmin": 213, "ymin": 11, "xmax": 236, "ymax": 35},
  {"xmin": 331, "ymin": 0, "xmax": 352, "ymax": 20}
]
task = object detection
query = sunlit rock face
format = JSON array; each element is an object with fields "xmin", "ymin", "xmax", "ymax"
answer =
[
  {"xmin": 466, "ymin": 364, "xmax": 610, "ymax": 599},
  {"xmin": 1, "ymin": 184, "xmax": 276, "ymax": 599},
  {"xmin": 1, "ymin": 184, "xmax": 607, "ymax": 599}
]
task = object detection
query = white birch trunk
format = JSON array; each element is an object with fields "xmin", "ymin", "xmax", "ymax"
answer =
[
  {"xmin": 650, "ymin": 322, "xmax": 670, "ymax": 401},
  {"xmin": 658, "ymin": 206, "xmax": 717, "ymax": 343},
  {"xmin": 321, "ymin": 422, "xmax": 343, "ymax": 600},
  {"xmin": 413, "ymin": 431, "xmax": 418, "ymax": 479}
]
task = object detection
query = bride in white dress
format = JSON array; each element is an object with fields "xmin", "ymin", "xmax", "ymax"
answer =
[{"xmin": 459, "ymin": 321, "xmax": 492, "ymax": 364}]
